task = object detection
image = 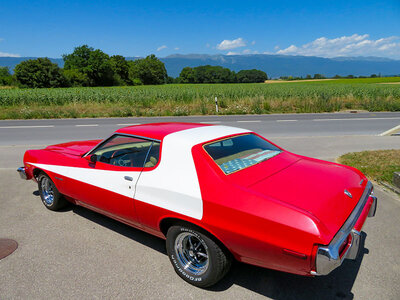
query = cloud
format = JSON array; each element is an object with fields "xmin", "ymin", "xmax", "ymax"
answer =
[
  {"xmin": 276, "ymin": 34, "xmax": 400, "ymax": 58},
  {"xmin": 217, "ymin": 37, "xmax": 246, "ymax": 50},
  {"xmin": 0, "ymin": 51, "xmax": 20, "ymax": 57},
  {"xmin": 174, "ymin": 47, "xmax": 179, "ymax": 50},
  {"xmin": 157, "ymin": 45, "xmax": 167, "ymax": 51},
  {"xmin": 251, "ymin": 41, "xmax": 256, "ymax": 45}
]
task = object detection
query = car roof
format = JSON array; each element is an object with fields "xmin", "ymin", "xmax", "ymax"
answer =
[{"xmin": 115, "ymin": 122, "xmax": 211, "ymax": 140}]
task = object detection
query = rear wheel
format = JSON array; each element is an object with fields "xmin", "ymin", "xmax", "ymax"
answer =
[
  {"xmin": 166, "ymin": 225, "xmax": 231, "ymax": 287},
  {"xmin": 38, "ymin": 173, "xmax": 67, "ymax": 211}
]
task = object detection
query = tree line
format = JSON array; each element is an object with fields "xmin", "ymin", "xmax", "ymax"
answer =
[
  {"xmin": 178, "ymin": 66, "xmax": 267, "ymax": 83},
  {"xmin": 279, "ymin": 73, "xmax": 385, "ymax": 80},
  {"xmin": 7, "ymin": 45, "xmax": 168, "ymax": 88},
  {"xmin": 0, "ymin": 45, "xmax": 270, "ymax": 88}
]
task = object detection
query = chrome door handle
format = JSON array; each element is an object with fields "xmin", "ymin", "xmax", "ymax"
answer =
[{"xmin": 124, "ymin": 176, "xmax": 133, "ymax": 181}]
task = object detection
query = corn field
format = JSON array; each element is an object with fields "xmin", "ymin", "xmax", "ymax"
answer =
[{"xmin": 0, "ymin": 78, "xmax": 399, "ymax": 119}]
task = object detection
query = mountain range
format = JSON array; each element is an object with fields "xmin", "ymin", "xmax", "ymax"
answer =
[{"xmin": 1, "ymin": 54, "xmax": 399, "ymax": 78}]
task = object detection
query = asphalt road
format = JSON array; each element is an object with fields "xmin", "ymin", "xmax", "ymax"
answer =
[{"xmin": 0, "ymin": 112, "xmax": 399, "ymax": 299}]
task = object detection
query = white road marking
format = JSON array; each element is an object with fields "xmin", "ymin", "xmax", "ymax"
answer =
[
  {"xmin": 237, "ymin": 120, "xmax": 261, "ymax": 123},
  {"xmin": 378, "ymin": 124, "xmax": 400, "ymax": 136},
  {"xmin": 117, "ymin": 123, "xmax": 141, "ymax": 126},
  {"xmin": 199, "ymin": 121, "xmax": 221, "ymax": 124},
  {"xmin": 276, "ymin": 120, "xmax": 298, "ymax": 122},
  {"xmin": 313, "ymin": 117, "xmax": 400, "ymax": 121},
  {"xmin": 75, "ymin": 124, "xmax": 99, "ymax": 127},
  {"xmin": 0, "ymin": 125, "xmax": 54, "ymax": 129}
]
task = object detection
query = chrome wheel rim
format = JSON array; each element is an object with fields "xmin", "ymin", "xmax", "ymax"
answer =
[
  {"xmin": 41, "ymin": 177, "xmax": 54, "ymax": 206},
  {"xmin": 174, "ymin": 232, "xmax": 209, "ymax": 276}
]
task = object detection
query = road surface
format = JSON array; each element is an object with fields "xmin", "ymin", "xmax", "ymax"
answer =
[{"xmin": 0, "ymin": 112, "xmax": 399, "ymax": 299}]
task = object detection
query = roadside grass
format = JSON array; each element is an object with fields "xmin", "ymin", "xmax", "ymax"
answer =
[
  {"xmin": 0, "ymin": 77, "xmax": 400, "ymax": 119},
  {"xmin": 338, "ymin": 150, "xmax": 400, "ymax": 186}
]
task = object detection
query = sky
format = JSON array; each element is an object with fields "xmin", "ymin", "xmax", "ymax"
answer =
[{"xmin": 0, "ymin": 0, "xmax": 400, "ymax": 59}]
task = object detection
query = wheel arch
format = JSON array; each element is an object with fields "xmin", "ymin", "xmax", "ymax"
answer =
[
  {"xmin": 32, "ymin": 168, "xmax": 62, "ymax": 190},
  {"xmin": 33, "ymin": 167, "xmax": 45, "ymax": 179},
  {"xmin": 159, "ymin": 217, "xmax": 234, "ymax": 260}
]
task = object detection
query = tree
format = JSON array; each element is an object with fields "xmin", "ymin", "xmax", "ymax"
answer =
[
  {"xmin": 110, "ymin": 55, "xmax": 129, "ymax": 85},
  {"xmin": 62, "ymin": 69, "xmax": 90, "ymax": 87},
  {"xmin": 313, "ymin": 74, "xmax": 325, "ymax": 79},
  {"xmin": 63, "ymin": 45, "xmax": 114, "ymax": 86},
  {"xmin": 179, "ymin": 67, "xmax": 195, "ymax": 83},
  {"xmin": 236, "ymin": 69, "xmax": 268, "ymax": 83},
  {"xmin": 179, "ymin": 65, "xmax": 236, "ymax": 83},
  {"xmin": 0, "ymin": 67, "xmax": 13, "ymax": 86},
  {"xmin": 14, "ymin": 58, "xmax": 66, "ymax": 88},
  {"xmin": 128, "ymin": 54, "xmax": 167, "ymax": 85}
]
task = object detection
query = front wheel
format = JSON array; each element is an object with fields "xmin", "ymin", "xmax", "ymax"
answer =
[
  {"xmin": 38, "ymin": 173, "xmax": 67, "ymax": 211},
  {"xmin": 166, "ymin": 225, "xmax": 231, "ymax": 287}
]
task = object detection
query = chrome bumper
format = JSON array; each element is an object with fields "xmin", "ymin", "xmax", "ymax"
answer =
[
  {"xmin": 17, "ymin": 167, "xmax": 27, "ymax": 180},
  {"xmin": 314, "ymin": 181, "xmax": 377, "ymax": 275}
]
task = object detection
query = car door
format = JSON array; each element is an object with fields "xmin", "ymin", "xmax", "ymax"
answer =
[{"xmin": 66, "ymin": 134, "xmax": 158, "ymax": 224}]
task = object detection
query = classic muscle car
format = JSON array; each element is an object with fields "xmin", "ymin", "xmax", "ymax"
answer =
[{"xmin": 17, "ymin": 122, "xmax": 377, "ymax": 287}]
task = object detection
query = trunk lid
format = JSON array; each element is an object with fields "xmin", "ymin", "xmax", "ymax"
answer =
[{"xmin": 248, "ymin": 157, "xmax": 366, "ymax": 239}]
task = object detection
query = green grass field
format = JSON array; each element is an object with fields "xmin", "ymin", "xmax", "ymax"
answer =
[
  {"xmin": 0, "ymin": 77, "xmax": 399, "ymax": 119},
  {"xmin": 338, "ymin": 149, "xmax": 400, "ymax": 186}
]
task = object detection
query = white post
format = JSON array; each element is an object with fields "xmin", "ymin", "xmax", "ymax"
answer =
[{"xmin": 215, "ymin": 96, "xmax": 219, "ymax": 113}]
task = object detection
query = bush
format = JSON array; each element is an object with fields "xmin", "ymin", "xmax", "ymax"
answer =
[
  {"xmin": 237, "ymin": 69, "xmax": 268, "ymax": 83},
  {"xmin": 14, "ymin": 58, "xmax": 66, "ymax": 88},
  {"xmin": 62, "ymin": 69, "xmax": 90, "ymax": 87},
  {"xmin": 0, "ymin": 67, "xmax": 14, "ymax": 86}
]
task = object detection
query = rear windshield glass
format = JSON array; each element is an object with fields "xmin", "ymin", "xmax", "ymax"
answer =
[{"xmin": 204, "ymin": 134, "xmax": 282, "ymax": 174}]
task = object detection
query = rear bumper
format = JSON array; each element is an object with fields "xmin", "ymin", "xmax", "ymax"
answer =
[
  {"xmin": 17, "ymin": 167, "xmax": 28, "ymax": 180},
  {"xmin": 313, "ymin": 181, "xmax": 377, "ymax": 276}
]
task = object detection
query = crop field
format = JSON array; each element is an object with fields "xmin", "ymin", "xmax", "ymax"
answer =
[{"xmin": 0, "ymin": 77, "xmax": 399, "ymax": 119}]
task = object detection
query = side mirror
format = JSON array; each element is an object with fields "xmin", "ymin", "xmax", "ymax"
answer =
[
  {"xmin": 85, "ymin": 154, "xmax": 98, "ymax": 163},
  {"xmin": 90, "ymin": 154, "xmax": 98, "ymax": 163}
]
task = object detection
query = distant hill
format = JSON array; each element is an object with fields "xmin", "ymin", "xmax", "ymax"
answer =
[{"xmin": 1, "ymin": 54, "xmax": 399, "ymax": 78}]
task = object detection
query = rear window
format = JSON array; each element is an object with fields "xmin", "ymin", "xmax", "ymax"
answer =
[{"xmin": 204, "ymin": 134, "xmax": 282, "ymax": 174}]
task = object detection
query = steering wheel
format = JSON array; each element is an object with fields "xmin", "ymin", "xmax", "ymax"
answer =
[{"xmin": 109, "ymin": 149, "xmax": 132, "ymax": 166}]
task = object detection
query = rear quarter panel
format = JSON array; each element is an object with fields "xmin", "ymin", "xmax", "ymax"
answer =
[{"xmin": 191, "ymin": 144, "xmax": 324, "ymax": 275}]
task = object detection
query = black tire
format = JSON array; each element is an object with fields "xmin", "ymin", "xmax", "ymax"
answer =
[
  {"xmin": 166, "ymin": 225, "xmax": 231, "ymax": 288},
  {"xmin": 37, "ymin": 173, "xmax": 67, "ymax": 211}
]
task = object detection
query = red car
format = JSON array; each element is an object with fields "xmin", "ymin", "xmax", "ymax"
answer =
[{"xmin": 18, "ymin": 122, "xmax": 377, "ymax": 287}]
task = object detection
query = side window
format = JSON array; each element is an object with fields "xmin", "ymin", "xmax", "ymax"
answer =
[
  {"xmin": 143, "ymin": 142, "xmax": 160, "ymax": 168},
  {"xmin": 92, "ymin": 135, "xmax": 154, "ymax": 168}
]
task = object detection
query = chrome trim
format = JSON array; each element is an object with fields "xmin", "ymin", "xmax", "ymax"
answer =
[
  {"xmin": 315, "ymin": 181, "xmax": 375, "ymax": 275},
  {"xmin": 17, "ymin": 167, "xmax": 27, "ymax": 180},
  {"xmin": 368, "ymin": 196, "xmax": 377, "ymax": 217},
  {"xmin": 124, "ymin": 176, "xmax": 133, "ymax": 181},
  {"xmin": 84, "ymin": 133, "xmax": 161, "ymax": 157},
  {"xmin": 344, "ymin": 189, "xmax": 353, "ymax": 198}
]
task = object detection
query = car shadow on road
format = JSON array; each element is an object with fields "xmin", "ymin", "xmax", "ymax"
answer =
[
  {"xmin": 71, "ymin": 204, "xmax": 167, "ymax": 255},
  {"xmin": 59, "ymin": 200, "xmax": 367, "ymax": 300},
  {"xmin": 211, "ymin": 232, "xmax": 368, "ymax": 300}
]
